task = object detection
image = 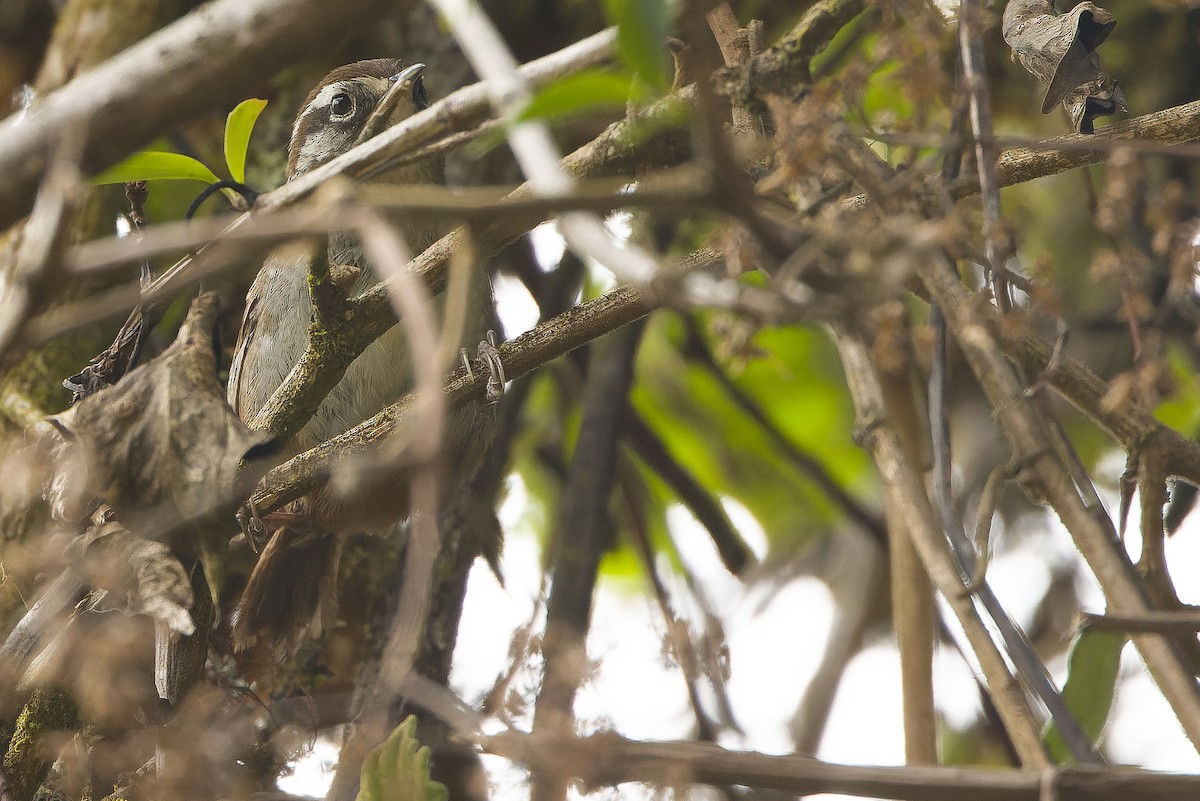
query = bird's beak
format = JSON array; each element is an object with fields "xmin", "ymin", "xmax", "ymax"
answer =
[
  {"xmin": 355, "ymin": 63, "xmax": 428, "ymax": 146},
  {"xmin": 390, "ymin": 63, "xmax": 426, "ymax": 85}
]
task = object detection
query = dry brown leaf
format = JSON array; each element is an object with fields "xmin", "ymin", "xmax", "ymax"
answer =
[
  {"xmin": 44, "ymin": 292, "xmax": 270, "ymax": 544},
  {"xmin": 1002, "ymin": 0, "xmax": 1127, "ymax": 133}
]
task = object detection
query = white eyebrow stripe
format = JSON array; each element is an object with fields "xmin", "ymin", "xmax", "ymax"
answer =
[{"xmin": 291, "ymin": 82, "xmax": 350, "ymax": 145}]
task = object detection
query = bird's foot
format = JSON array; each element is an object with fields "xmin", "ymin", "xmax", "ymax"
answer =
[
  {"xmin": 461, "ymin": 330, "xmax": 505, "ymax": 403},
  {"xmin": 236, "ymin": 499, "xmax": 268, "ymax": 553},
  {"xmin": 236, "ymin": 502, "xmax": 315, "ymax": 554}
]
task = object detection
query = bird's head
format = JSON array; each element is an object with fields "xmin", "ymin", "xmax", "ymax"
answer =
[{"xmin": 286, "ymin": 59, "xmax": 430, "ymax": 179}]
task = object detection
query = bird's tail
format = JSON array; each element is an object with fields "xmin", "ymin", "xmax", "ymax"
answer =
[{"xmin": 233, "ymin": 527, "xmax": 342, "ymax": 652}]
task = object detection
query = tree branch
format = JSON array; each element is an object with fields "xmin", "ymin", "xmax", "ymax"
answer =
[
  {"xmin": 531, "ymin": 322, "xmax": 645, "ymax": 801},
  {"xmin": 0, "ymin": 0, "xmax": 396, "ymax": 231},
  {"xmin": 917, "ymin": 260, "xmax": 1200, "ymax": 753},
  {"xmin": 841, "ymin": 98, "xmax": 1200, "ymax": 212},
  {"xmin": 249, "ymin": 282, "xmax": 658, "ymax": 515},
  {"xmin": 835, "ymin": 332, "xmax": 1049, "ymax": 768},
  {"xmin": 482, "ymin": 730, "xmax": 1200, "ymax": 801}
]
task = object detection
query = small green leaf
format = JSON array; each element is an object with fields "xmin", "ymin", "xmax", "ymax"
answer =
[
  {"xmin": 604, "ymin": 0, "xmax": 672, "ymax": 93},
  {"xmin": 519, "ymin": 69, "xmax": 637, "ymax": 123},
  {"xmin": 92, "ymin": 151, "xmax": 220, "ymax": 186},
  {"xmin": 1043, "ymin": 627, "xmax": 1126, "ymax": 763},
  {"xmin": 357, "ymin": 715, "xmax": 448, "ymax": 801},
  {"xmin": 224, "ymin": 98, "xmax": 268, "ymax": 183}
]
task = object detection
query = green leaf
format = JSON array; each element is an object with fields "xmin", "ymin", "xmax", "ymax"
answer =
[
  {"xmin": 1154, "ymin": 343, "xmax": 1200, "ymax": 434},
  {"xmin": 604, "ymin": 0, "xmax": 672, "ymax": 93},
  {"xmin": 519, "ymin": 69, "xmax": 637, "ymax": 124},
  {"xmin": 224, "ymin": 98, "xmax": 267, "ymax": 183},
  {"xmin": 92, "ymin": 151, "xmax": 220, "ymax": 186},
  {"xmin": 1043, "ymin": 628, "xmax": 1126, "ymax": 763},
  {"xmin": 631, "ymin": 313, "xmax": 871, "ymax": 554},
  {"xmin": 357, "ymin": 715, "xmax": 448, "ymax": 801}
]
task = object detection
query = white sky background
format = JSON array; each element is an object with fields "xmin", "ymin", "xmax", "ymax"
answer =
[
  {"xmin": 281, "ymin": 223, "xmax": 1200, "ymax": 798},
  {"xmin": 284, "ymin": 484, "xmax": 1200, "ymax": 799}
]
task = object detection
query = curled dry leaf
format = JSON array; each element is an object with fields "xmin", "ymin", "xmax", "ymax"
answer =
[
  {"xmin": 1001, "ymin": 0, "xmax": 1127, "ymax": 133},
  {"xmin": 81, "ymin": 506, "xmax": 195, "ymax": 637},
  {"xmin": 43, "ymin": 292, "xmax": 270, "ymax": 543},
  {"xmin": 13, "ymin": 507, "xmax": 196, "ymax": 696}
]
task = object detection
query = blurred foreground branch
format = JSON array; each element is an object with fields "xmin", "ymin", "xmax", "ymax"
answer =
[
  {"xmin": 0, "ymin": 0, "xmax": 394, "ymax": 230},
  {"xmin": 484, "ymin": 729, "xmax": 1200, "ymax": 801}
]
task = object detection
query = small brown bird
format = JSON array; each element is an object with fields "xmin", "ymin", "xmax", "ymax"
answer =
[{"xmin": 227, "ymin": 60, "xmax": 495, "ymax": 650}]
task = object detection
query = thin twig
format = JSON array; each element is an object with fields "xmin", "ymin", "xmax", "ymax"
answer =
[
  {"xmin": 957, "ymin": 0, "xmax": 1011, "ymax": 309},
  {"xmin": 427, "ymin": 0, "xmax": 660, "ymax": 284},
  {"xmin": 683, "ymin": 320, "xmax": 888, "ymax": 543},
  {"xmin": 835, "ymin": 332, "xmax": 1049, "ymax": 768},
  {"xmin": 620, "ymin": 470, "xmax": 720, "ymax": 742}
]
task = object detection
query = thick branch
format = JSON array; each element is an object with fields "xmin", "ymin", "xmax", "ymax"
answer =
[
  {"xmin": 0, "ymin": 0, "xmax": 394, "ymax": 230},
  {"xmin": 958, "ymin": 98, "xmax": 1200, "ymax": 198},
  {"xmin": 483, "ymin": 730, "xmax": 1200, "ymax": 801},
  {"xmin": 249, "ymin": 283, "xmax": 658, "ymax": 514}
]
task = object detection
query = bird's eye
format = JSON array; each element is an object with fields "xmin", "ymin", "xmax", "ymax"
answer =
[
  {"xmin": 412, "ymin": 77, "xmax": 429, "ymax": 111},
  {"xmin": 330, "ymin": 92, "xmax": 354, "ymax": 118}
]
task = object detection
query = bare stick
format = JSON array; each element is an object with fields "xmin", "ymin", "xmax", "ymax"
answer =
[
  {"xmin": 835, "ymin": 333, "xmax": 1049, "ymax": 768},
  {"xmin": 957, "ymin": 0, "xmax": 1011, "ymax": 309},
  {"xmin": 483, "ymin": 728, "xmax": 1200, "ymax": 800},
  {"xmin": 426, "ymin": 0, "xmax": 659, "ymax": 283}
]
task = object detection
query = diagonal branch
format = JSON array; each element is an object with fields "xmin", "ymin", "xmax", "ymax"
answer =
[
  {"xmin": 0, "ymin": 0, "xmax": 395, "ymax": 231},
  {"xmin": 249, "ymin": 89, "xmax": 692, "ymax": 443},
  {"xmin": 249, "ymin": 282, "xmax": 658, "ymax": 515},
  {"xmin": 840, "ymin": 99, "xmax": 1200, "ymax": 212},
  {"xmin": 960, "ymin": 98, "xmax": 1200, "ymax": 198},
  {"xmin": 835, "ymin": 332, "xmax": 1049, "ymax": 768},
  {"xmin": 917, "ymin": 259, "xmax": 1200, "ymax": 753}
]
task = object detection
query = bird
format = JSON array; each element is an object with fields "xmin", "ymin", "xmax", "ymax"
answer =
[{"xmin": 226, "ymin": 59, "xmax": 496, "ymax": 651}]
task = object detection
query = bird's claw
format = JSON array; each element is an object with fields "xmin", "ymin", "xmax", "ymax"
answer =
[
  {"xmin": 460, "ymin": 331, "xmax": 505, "ymax": 402},
  {"xmin": 478, "ymin": 330, "xmax": 505, "ymax": 403},
  {"xmin": 236, "ymin": 499, "xmax": 268, "ymax": 554}
]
